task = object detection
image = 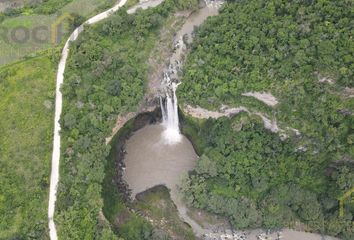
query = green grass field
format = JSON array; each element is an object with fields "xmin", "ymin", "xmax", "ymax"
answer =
[
  {"xmin": 0, "ymin": 0, "xmax": 115, "ymax": 66},
  {"xmin": 0, "ymin": 53, "xmax": 56, "ymax": 239}
]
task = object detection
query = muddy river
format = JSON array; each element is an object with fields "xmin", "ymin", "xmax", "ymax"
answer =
[{"xmin": 123, "ymin": 124, "xmax": 198, "ymax": 197}]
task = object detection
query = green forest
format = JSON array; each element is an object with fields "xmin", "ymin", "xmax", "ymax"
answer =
[
  {"xmin": 181, "ymin": 113, "xmax": 353, "ymax": 238},
  {"xmin": 1, "ymin": 0, "xmax": 353, "ymax": 239},
  {"xmin": 56, "ymin": 0, "xmax": 199, "ymax": 239},
  {"xmin": 178, "ymin": 0, "xmax": 354, "ymax": 239}
]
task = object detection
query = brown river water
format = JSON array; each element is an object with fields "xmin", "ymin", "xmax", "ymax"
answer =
[{"xmin": 123, "ymin": 124, "xmax": 198, "ymax": 197}]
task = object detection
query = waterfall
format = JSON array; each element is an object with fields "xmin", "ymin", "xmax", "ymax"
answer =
[
  {"xmin": 160, "ymin": 96, "xmax": 166, "ymax": 123},
  {"xmin": 160, "ymin": 82, "xmax": 182, "ymax": 145}
]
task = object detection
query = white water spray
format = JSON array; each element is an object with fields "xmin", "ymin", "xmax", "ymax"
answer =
[
  {"xmin": 159, "ymin": 0, "xmax": 224, "ymax": 145},
  {"xmin": 161, "ymin": 81, "xmax": 182, "ymax": 145}
]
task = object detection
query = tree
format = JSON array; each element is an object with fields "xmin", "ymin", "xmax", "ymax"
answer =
[{"xmin": 195, "ymin": 155, "xmax": 218, "ymax": 177}]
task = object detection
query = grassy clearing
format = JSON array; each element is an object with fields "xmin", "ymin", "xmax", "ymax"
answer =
[
  {"xmin": 0, "ymin": 53, "xmax": 56, "ymax": 239},
  {"xmin": 60, "ymin": 0, "xmax": 116, "ymax": 16},
  {"xmin": 0, "ymin": 0, "xmax": 116, "ymax": 66},
  {"xmin": 0, "ymin": 14, "xmax": 56, "ymax": 65}
]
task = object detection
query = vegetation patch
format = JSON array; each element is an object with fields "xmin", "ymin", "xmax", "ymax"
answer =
[
  {"xmin": 180, "ymin": 113, "xmax": 354, "ymax": 239},
  {"xmin": 134, "ymin": 185, "xmax": 196, "ymax": 240},
  {"xmin": 57, "ymin": 1, "xmax": 200, "ymax": 238},
  {"xmin": 0, "ymin": 53, "xmax": 57, "ymax": 239},
  {"xmin": 0, "ymin": 0, "xmax": 117, "ymax": 66},
  {"xmin": 178, "ymin": 2, "xmax": 353, "ymax": 238},
  {"xmin": 179, "ymin": 0, "xmax": 354, "ymax": 162}
]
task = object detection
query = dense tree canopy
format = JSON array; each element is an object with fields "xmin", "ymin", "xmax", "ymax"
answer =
[
  {"xmin": 181, "ymin": 114, "xmax": 354, "ymax": 239},
  {"xmin": 57, "ymin": 1, "xmax": 200, "ymax": 239},
  {"xmin": 180, "ymin": 0, "xmax": 353, "ymax": 105},
  {"xmin": 179, "ymin": 0, "xmax": 354, "ymax": 239}
]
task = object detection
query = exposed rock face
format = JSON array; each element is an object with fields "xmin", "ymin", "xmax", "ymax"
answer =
[
  {"xmin": 183, "ymin": 104, "xmax": 249, "ymax": 119},
  {"xmin": 105, "ymin": 98, "xmax": 158, "ymax": 144},
  {"xmin": 242, "ymin": 92, "xmax": 278, "ymax": 107},
  {"xmin": 203, "ymin": 229, "xmax": 339, "ymax": 240},
  {"xmin": 181, "ymin": 104, "xmax": 302, "ymax": 140},
  {"xmin": 318, "ymin": 77, "xmax": 335, "ymax": 84},
  {"xmin": 182, "ymin": 104, "xmax": 281, "ymax": 133},
  {"xmin": 342, "ymin": 87, "xmax": 354, "ymax": 98}
]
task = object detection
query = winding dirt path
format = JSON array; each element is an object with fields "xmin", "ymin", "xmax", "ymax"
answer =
[
  {"xmin": 47, "ymin": 1, "xmax": 178, "ymax": 239},
  {"xmin": 49, "ymin": 1, "xmax": 170, "ymax": 238}
]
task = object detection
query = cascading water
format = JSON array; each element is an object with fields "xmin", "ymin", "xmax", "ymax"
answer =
[
  {"xmin": 160, "ymin": 74, "xmax": 182, "ymax": 144},
  {"xmin": 159, "ymin": 35, "xmax": 185, "ymax": 145},
  {"xmin": 160, "ymin": 96, "xmax": 166, "ymax": 123},
  {"xmin": 158, "ymin": 0, "xmax": 223, "ymax": 145}
]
